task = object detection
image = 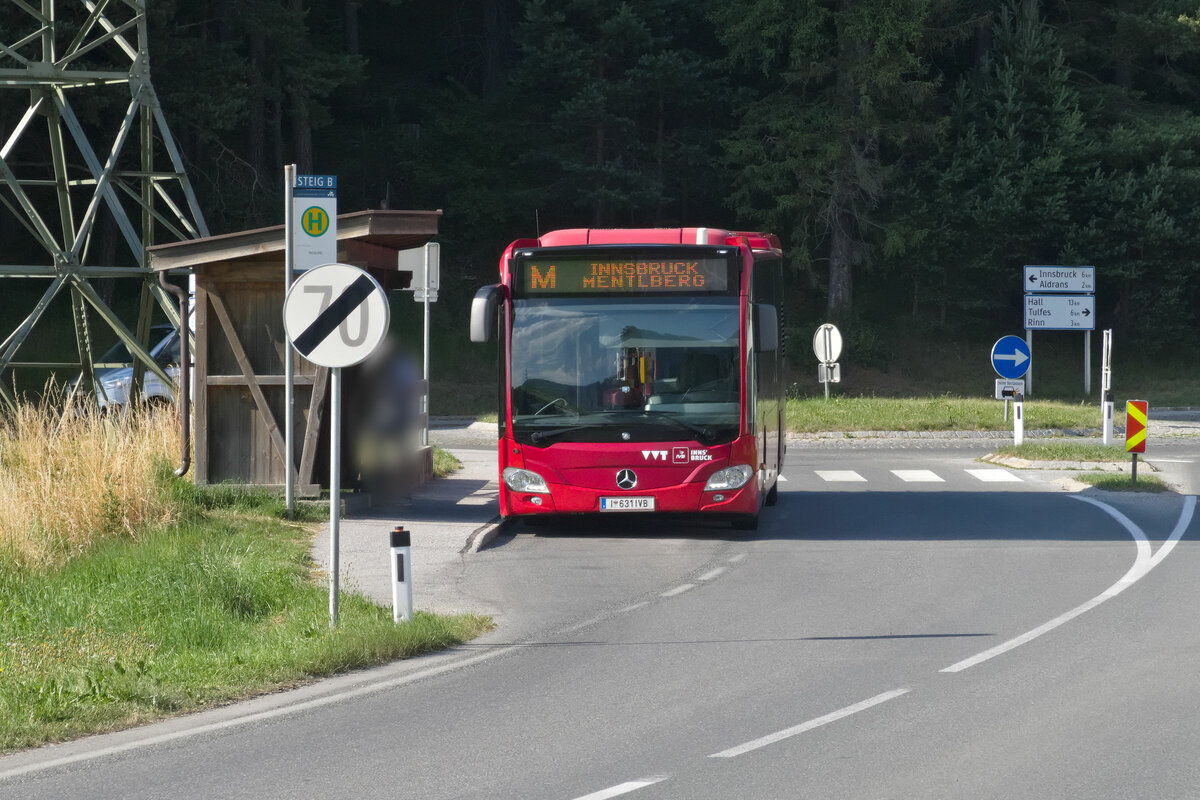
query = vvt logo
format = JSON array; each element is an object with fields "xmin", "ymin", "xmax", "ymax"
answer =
[{"xmin": 641, "ymin": 450, "xmax": 668, "ymax": 461}]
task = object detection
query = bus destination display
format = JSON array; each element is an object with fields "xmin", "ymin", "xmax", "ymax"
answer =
[{"xmin": 520, "ymin": 256, "xmax": 730, "ymax": 294}]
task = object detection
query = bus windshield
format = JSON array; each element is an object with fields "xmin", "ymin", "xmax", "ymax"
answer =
[{"xmin": 510, "ymin": 296, "xmax": 740, "ymax": 446}]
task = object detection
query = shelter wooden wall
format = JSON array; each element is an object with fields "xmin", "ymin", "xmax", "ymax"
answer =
[{"xmin": 194, "ymin": 261, "xmax": 327, "ymax": 490}]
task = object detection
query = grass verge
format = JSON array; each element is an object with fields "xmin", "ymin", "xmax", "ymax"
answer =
[
  {"xmin": 786, "ymin": 396, "xmax": 1100, "ymax": 434},
  {"xmin": 0, "ymin": 498, "xmax": 492, "ymax": 752},
  {"xmin": 0, "ymin": 397, "xmax": 492, "ymax": 753},
  {"xmin": 432, "ymin": 446, "xmax": 461, "ymax": 477},
  {"xmin": 990, "ymin": 442, "xmax": 1128, "ymax": 462},
  {"xmin": 1073, "ymin": 473, "xmax": 1169, "ymax": 492}
]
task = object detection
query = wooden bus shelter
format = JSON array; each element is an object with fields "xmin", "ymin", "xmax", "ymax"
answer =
[{"xmin": 147, "ymin": 210, "xmax": 440, "ymax": 492}]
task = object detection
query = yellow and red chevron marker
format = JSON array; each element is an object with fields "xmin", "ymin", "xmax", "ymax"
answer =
[{"xmin": 1125, "ymin": 400, "xmax": 1148, "ymax": 453}]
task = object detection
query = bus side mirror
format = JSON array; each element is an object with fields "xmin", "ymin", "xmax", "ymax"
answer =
[
  {"xmin": 754, "ymin": 304, "xmax": 778, "ymax": 353},
  {"xmin": 469, "ymin": 284, "xmax": 506, "ymax": 343}
]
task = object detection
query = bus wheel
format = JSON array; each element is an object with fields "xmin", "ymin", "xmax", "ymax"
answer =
[{"xmin": 732, "ymin": 514, "xmax": 759, "ymax": 531}]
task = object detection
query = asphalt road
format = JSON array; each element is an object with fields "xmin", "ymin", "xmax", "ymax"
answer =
[{"xmin": 2, "ymin": 438, "xmax": 1198, "ymax": 799}]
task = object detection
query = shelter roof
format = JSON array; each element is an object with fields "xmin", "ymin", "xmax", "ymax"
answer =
[{"xmin": 147, "ymin": 209, "xmax": 441, "ymax": 272}]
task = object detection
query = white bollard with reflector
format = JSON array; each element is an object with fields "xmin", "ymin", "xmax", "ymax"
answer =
[
  {"xmin": 390, "ymin": 526, "xmax": 413, "ymax": 623},
  {"xmin": 1013, "ymin": 393, "xmax": 1024, "ymax": 446},
  {"xmin": 1102, "ymin": 392, "xmax": 1114, "ymax": 445}
]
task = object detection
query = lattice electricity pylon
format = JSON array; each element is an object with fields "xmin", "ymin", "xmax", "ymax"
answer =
[{"xmin": 0, "ymin": 0, "xmax": 209, "ymax": 410}]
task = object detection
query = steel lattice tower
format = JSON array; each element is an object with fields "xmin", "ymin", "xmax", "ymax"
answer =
[{"xmin": 0, "ymin": 0, "xmax": 209, "ymax": 408}]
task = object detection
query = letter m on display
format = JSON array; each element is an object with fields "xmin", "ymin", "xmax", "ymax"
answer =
[{"xmin": 530, "ymin": 265, "xmax": 556, "ymax": 289}]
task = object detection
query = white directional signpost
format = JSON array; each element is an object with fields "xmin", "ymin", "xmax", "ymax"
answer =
[
  {"xmin": 1023, "ymin": 294, "xmax": 1095, "ymax": 330},
  {"xmin": 284, "ymin": 263, "xmax": 390, "ymax": 626},
  {"xmin": 1023, "ymin": 265, "xmax": 1095, "ymax": 294},
  {"xmin": 812, "ymin": 323, "xmax": 843, "ymax": 400},
  {"xmin": 1023, "ymin": 265, "xmax": 1096, "ymax": 395}
]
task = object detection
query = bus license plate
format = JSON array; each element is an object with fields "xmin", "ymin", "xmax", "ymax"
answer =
[{"xmin": 600, "ymin": 496, "xmax": 655, "ymax": 512}]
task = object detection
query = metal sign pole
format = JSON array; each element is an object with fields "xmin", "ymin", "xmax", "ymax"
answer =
[
  {"xmin": 1084, "ymin": 330, "xmax": 1091, "ymax": 396},
  {"xmin": 283, "ymin": 263, "xmax": 389, "ymax": 629},
  {"xmin": 284, "ymin": 164, "xmax": 296, "ymax": 519},
  {"xmin": 422, "ymin": 246, "xmax": 431, "ymax": 447},
  {"xmin": 822, "ymin": 328, "xmax": 831, "ymax": 400},
  {"xmin": 329, "ymin": 365, "xmax": 342, "ymax": 627},
  {"xmin": 1025, "ymin": 331, "xmax": 1033, "ymax": 397}
]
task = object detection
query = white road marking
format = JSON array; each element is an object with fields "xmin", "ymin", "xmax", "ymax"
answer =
[
  {"xmin": 942, "ymin": 494, "xmax": 1196, "ymax": 673},
  {"xmin": 1146, "ymin": 458, "xmax": 1194, "ymax": 463},
  {"xmin": 965, "ymin": 468, "xmax": 1022, "ymax": 483},
  {"xmin": 778, "ymin": 475, "xmax": 789, "ymax": 482},
  {"xmin": 816, "ymin": 470, "xmax": 867, "ymax": 482},
  {"xmin": 698, "ymin": 567, "xmax": 726, "ymax": 581},
  {"xmin": 617, "ymin": 601, "xmax": 650, "ymax": 614},
  {"xmin": 728, "ymin": 553, "xmax": 747, "ymax": 563},
  {"xmin": 891, "ymin": 469, "xmax": 944, "ymax": 482},
  {"xmin": 661, "ymin": 584, "xmax": 696, "ymax": 597},
  {"xmin": 572, "ymin": 776, "xmax": 669, "ymax": 800},
  {"xmin": 558, "ymin": 615, "xmax": 611, "ymax": 635},
  {"xmin": 709, "ymin": 689, "xmax": 911, "ymax": 758}
]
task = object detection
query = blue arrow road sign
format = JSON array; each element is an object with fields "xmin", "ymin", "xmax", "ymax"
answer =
[{"xmin": 991, "ymin": 335, "xmax": 1031, "ymax": 379}]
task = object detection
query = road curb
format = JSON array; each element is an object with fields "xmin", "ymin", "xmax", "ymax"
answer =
[{"xmin": 462, "ymin": 515, "xmax": 512, "ymax": 554}]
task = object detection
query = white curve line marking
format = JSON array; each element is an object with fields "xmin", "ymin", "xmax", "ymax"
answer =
[
  {"xmin": 709, "ymin": 689, "xmax": 911, "ymax": 758},
  {"xmin": 941, "ymin": 494, "xmax": 1196, "ymax": 674},
  {"xmin": 661, "ymin": 584, "xmax": 695, "ymax": 598},
  {"xmin": 572, "ymin": 776, "xmax": 669, "ymax": 800},
  {"xmin": 698, "ymin": 567, "xmax": 726, "ymax": 581}
]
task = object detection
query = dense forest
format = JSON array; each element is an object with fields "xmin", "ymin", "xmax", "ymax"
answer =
[{"xmin": 6, "ymin": 0, "xmax": 1200, "ymax": 359}]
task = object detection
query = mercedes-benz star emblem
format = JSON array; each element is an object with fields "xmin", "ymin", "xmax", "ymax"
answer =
[{"xmin": 615, "ymin": 469, "xmax": 638, "ymax": 490}]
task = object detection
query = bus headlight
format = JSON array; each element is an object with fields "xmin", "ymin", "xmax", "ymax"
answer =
[
  {"xmin": 502, "ymin": 467, "xmax": 550, "ymax": 494},
  {"xmin": 704, "ymin": 465, "xmax": 753, "ymax": 491}
]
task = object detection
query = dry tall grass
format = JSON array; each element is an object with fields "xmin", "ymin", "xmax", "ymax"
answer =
[{"xmin": 0, "ymin": 390, "xmax": 179, "ymax": 570}]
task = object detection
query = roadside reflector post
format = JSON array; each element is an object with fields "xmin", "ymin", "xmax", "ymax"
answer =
[
  {"xmin": 1013, "ymin": 392, "xmax": 1024, "ymax": 446},
  {"xmin": 390, "ymin": 526, "xmax": 413, "ymax": 623},
  {"xmin": 1125, "ymin": 400, "xmax": 1148, "ymax": 484},
  {"xmin": 1102, "ymin": 391, "xmax": 1114, "ymax": 446}
]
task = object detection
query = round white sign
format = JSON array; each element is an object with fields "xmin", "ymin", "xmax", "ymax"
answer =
[
  {"xmin": 284, "ymin": 263, "xmax": 390, "ymax": 368},
  {"xmin": 812, "ymin": 323, "xmax": 843, "ymax": 363}
]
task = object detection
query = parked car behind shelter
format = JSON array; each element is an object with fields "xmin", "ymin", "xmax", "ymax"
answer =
[{"xmin": 73, "ymin": 323, "xmax": 181, "ymax": 408}]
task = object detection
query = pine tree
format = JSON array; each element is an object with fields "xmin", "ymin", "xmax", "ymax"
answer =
[{"xmin": 713, "ymin": 0, "xmax": 948, "ymax": 319}]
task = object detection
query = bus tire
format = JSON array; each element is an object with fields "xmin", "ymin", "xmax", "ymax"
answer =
[{"xmin": 732, "ymin": 514, "xmax": 759, "ymax": 531}]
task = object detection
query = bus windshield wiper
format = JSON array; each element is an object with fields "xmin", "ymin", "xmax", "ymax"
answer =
[
  {"xmin": 635, "ymin": 411, "xmax": 717, "ymax": 443},
  {"xmin": 529, "ymin": 424, "xmax": 595, "ymax": 444}
]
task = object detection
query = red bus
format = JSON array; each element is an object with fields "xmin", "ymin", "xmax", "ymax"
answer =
[{"xmin": 470, "ymin": 227, "xmax": 784, "ymax": 530}]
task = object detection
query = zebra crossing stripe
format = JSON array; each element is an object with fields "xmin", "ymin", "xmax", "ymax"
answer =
[
  {"xmin": 891, "ymin": 470, "xmax": 944, "ymax": 482},
  {"xmin": 965, "ymin": 468, "xmax": 1022, "ymax": 483},
  {"xmin": 816, "ymin": 470, "xmax": 866, "ymax": 482},
  {"xmin": 811, "ymin": 468, "xmax": 1024, "ymax": 484}
]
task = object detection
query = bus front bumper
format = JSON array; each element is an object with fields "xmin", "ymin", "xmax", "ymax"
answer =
[{"xmin": 501, "ymin": 479, "xmax": 758, "ymax": 517}]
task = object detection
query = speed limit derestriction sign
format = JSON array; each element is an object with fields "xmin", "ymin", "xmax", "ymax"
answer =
[{"xmin": 283, "ymin": 262, "xmax": 389, "ymax": 368}]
